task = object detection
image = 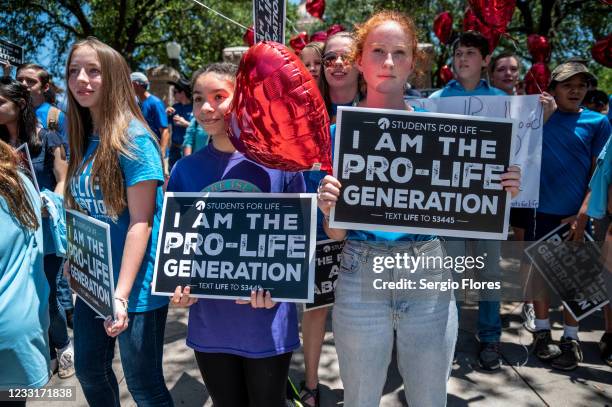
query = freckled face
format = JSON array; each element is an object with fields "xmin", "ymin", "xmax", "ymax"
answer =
[{"xmin": 357, "ymin": 21, "xmax": 415, "ymax": 95}]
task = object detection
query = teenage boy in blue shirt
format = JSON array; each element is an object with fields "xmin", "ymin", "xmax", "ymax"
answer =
[
  {"xmin": 531, "ymin": 61, "xmax": 611, "ymax": 371},
  {"xmin": 430, "ymin": 31, "xmax": 506, "ymax": 371}
]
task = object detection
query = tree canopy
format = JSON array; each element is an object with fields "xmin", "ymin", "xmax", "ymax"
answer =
[
  {"xmin": 309, "ymin": 0, "xmax": 612, "ymax": 89},
  {"xmin": 1, "ymin": 0, "xmax": 610, "ymax": 89}
]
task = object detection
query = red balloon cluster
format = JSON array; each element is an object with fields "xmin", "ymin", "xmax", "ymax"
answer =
[
  {"xmin": 306, "ymin": 0, "xmax": 325, "ymax": 19},
  {"xmin": 527, "ymin": 34, "xmax": 551, "ymax": 63},
  {"xmin": 289, "ymin": 24, "xmax": 346, "ymax": 53},
  {"xmin": 591, "ymin": 34, "xmax": 612, "ymax": 68},
  {"xmin": 434, "ymin": 11, "xmax": 453, "ymax": 45},
  {"xmin": 525, "ymin": 63, "xmax": 550, "ymax": 95},
  {"xmin": 289, "ymin": 32, "xmax": 309, "ymax": 54},
  {"xmin": 227, "ymin": 42, "xmax": 332, "ymax": 173},
  {"xmin": 243, "ymin": 26, "xmax": 255, "ymax": 47},
  {"xmin": 463, "ymin": 8, "xmax": 501, "ymax": 52},
  {"xmin": 326, "ymin": 23, "xmax": 345, "ymax": 36},
  {"xmin": 468, "ymin": 0, "xmax": 516, "ymax": 33},
  {"xmin": 439, "ymin": 65, "xmax": 454, "ymax": 84},
  {"xmin": 310, "ymin": 31, "xmax": 328, "ymax": 42}
]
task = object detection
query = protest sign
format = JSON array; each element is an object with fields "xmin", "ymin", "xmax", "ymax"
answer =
[
  {"xmin": 16, "ymin": 143, "xmax": 40, "ymax": 193},
  {"xmin": 253, "ymin": 0, "xmax": 286, "ymax": 44},
  {"xmin": 304, "ymin": 239, "xmax": 344, "ymax": 311},
  {"xmin": 412, "ymin": 95, "xmax": 542, "ymax": 208},
  {"xmin": 525, "ymin": 223, "xmax": 610, "ymax": 321},
  {"xmin": 153, "ymin": 192, "xmax": 317, "ymax": 302},
  {"xmin": 66, "ymin": 209, "xmax": 115, "ymax": 318},
  {"xmin": 330, "ymin": 106, "xmax": 515, "ymax": 240},
  {"xmin": 0, "ymin": 38, "xmax": 23, "ymax": 67}
]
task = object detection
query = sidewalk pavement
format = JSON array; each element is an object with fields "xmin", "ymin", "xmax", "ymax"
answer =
[
  {"xmin": 33, "ymin": 264, "xmax": 611, "ymax": 406},
  {"xmin": 30, "ymin": 302, "xmax": 611, "ymax": 407}
]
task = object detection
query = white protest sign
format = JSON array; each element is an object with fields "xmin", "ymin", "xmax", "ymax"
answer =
[{"xmin": 413, "ymin": 95, "xmax": 542, "ymax": 208}]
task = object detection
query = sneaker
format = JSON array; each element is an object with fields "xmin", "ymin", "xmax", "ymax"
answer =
[
  {"xmin": 551, "ymin": 336, "xmax": 583, "ymax": 371},
  {"xmin": 299, "ymin": 381, "xmax": 319, "ymax": 407},
  {"xmin": 521, "ymin": 303, "xmax": 536, "ymax": 333},
  {"xmin": 57, "ymin": 342, "xmax": 75, "ymax": 379},
  {"xmin": 532, "ymin": 330, "xmax": 561, "ymax": 361},
  {"xmin": 598, "ymin": 332, "xmax": 612, "ymax": 367},
  {"xmin": 478, "ymin": 341, "xmax": 502, "ymax": 371}
]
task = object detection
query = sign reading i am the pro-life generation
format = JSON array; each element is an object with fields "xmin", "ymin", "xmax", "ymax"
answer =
[
  {"xmin": 304, "ymin": 240, "xmax": 344, "ymax": 311},
  {"xmin": 330, "ymin": 106, "xmax": 516, "ymax": 240},
  {"xmin": 253, "ymin": 0, "xmax": 286, "ymax": 44},
  {"xmin": 66, "ymin": 209, "xmax": 115, "ymax": 319},
  {"xmin": 413, "ymin": 95, "xmax": 543, "ymax": 208},
  {"xmin": 525, "ymin": 223, "xmax": 610, "ymax": 321},
  {"xmin": 152, "ymin": 192, "xmax": 317, "ymax": 303},
  {"xmin": 0, "ymin": 38, "xmax": 23, "ymax": 67}
]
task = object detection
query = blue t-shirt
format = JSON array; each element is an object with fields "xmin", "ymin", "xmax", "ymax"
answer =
[
  {"xmin": 0, "ymin": 173, "xmax": 50, "ymax": 389},
  {"xmin": 36, "ymin": 102, "xmax": 67, "ymax": 145},
  {"xmin": 428, "ymin": 79, "xmax": 506, "ymax": 98},
  {"xmin": 140, "ymin": 95, "xmax": 168, "ymax": 141},
  {"xmin": 31, "ymin": 129, "xmax": 63, "ymax": 192},
  {"xmin": 588, "ymin": 135, "xmax": 612, "ymax": 219},
  {"xmin": 169, "ymin": 103, "xmax": 193, "ymax": 145},
  {"xmin": 69, "ymin": 119, "xmax": 168, "ymax": 312},
  {"xmin": 539, "ymin": 109, "xmax": 611, "ymax": 215},
  {"xmin": 182, "ymin": 118, "xmax": 209, "ymax": 153},
  {"xmin": 167, "ymin": 143, "xmax": 305, "ymax": 358}
]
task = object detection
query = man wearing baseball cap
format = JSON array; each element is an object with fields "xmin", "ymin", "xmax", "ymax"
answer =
[
  {"xmin": 165, "ymin": 78, "xmax": 193, "ymax": 170},
  {"xmin": 131, "ymin": 72, "xmax": 170, "ymax": 173},
  {"xmin": 531, "ymin": 60, "xmax": 611, "ymax": 370}
]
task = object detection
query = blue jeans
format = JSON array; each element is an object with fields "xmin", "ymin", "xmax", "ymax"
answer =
[
  {"xmin": 444, "ymin": 238, "xmax": 501, "ymax": 343},
  {"xmin": 44, "ymin": 254, "xmax": 70, "ymax": 359},
  {"xmin": 332, "ymin": 239, "xmax": 457, "ymax": 407},
  {"xmin": 73, "ymin": 299, "xmax": 173, "ymax": 407},
  {"xmin": 56, "ymin": 271, "xmax": 74, "ymax": 312}
]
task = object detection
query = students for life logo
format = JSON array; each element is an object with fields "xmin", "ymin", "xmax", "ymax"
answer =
[
  {"xmin": 195, "ymin": 200, "xmax": 206, "ymax": 210},
  {"xmin": 378, "ymin": 117, "xmax": 390, "ymax": 130}
]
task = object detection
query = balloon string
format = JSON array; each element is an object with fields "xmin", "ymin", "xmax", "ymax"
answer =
[
  {"xmin": 190, "ymin": 0, "xmax": 306, "ymax": 47},
  {"xmin": 286, "ymin": 18, "xmax": 308, "ymax": 46},
  {"xmin": 188, "ymin": 0, "xmax": 250, "ymax": 31},
  {"xmin": 505, "ymin": 31, "xmax": 545, "ymax": 94}
]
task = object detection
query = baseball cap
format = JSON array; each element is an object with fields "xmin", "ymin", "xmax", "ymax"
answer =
[
  {"xmin": 130, "ymin": 72, "xmax": 149, "ymax": 85},
  {"xmin": 167, "ymin": 78, "xmax": 191, "ymax": 93},
  {"xmin": 549, "ymin": 61, "xmax": 596, "ymax": 85}
]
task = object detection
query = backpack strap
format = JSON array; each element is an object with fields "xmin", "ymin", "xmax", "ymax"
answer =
[{"xmin": 47, "ymin": 106, "xmax": 61, "ymax": 131}]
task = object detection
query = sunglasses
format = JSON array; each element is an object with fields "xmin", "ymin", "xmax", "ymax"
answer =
[{"xmin": 322, "ymin": 52, "xmax": 352, "ymax": 68}]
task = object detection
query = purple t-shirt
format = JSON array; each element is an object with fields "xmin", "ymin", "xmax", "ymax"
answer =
[{"xmin": 167, "ymin": 143, "xmax": 305, "ymax": 358}]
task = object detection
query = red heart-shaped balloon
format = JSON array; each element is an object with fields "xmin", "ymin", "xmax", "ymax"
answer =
[
  {"xmin": 326, "ymin": 24, "xmax": 346, "ymax": 36},
  {"xmin": 468, "ymin": 0, "xmax": 515, "ymax": 32},
  {"xmin": 463, "ymin": 8, "xmax": 500, "ymax": 53},
  {"xmin": 525, "ymin": 62, "xmax": 550, "ymax": 95},
  {"xmin": 310, "ymin": 31, "xmax": 328, "ymax": 42},
  {"xmin": 591, "ymin": 34, "xmax": 612, "ymax": 68},
  {"xmin": 434, "ymin": 11, "xmax": 454, "ymax": 45},
  {"xmin": 463, "ymin": 8, "xmax": 481, "ymax": 32},
  {"xmin": 243, "ymin": 26, "xmax": 255, "ymax": 47},
  {"xmin": 439, "ymin": 65, "xmax": 454, "ymax": 84},
  {"xmin": 306, "ymin": 0, "xmax": 325, "ymax": 19},
  {"xmin": 527, "ymin": 34, "xmax": 551, "ymax": 63},
  {"xmin": 290, "ymin": 32, "xmax": 309, "ymax": 54},
  {"xmin": 227, "ymin": 42, "xmax": 332, "ymax": 173}
]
